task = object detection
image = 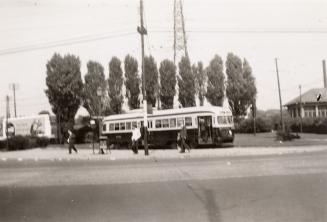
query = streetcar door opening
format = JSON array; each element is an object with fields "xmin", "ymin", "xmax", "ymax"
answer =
[{"xmin": 198, "ymin": 116, "xmax": 212, "ymax": 144}]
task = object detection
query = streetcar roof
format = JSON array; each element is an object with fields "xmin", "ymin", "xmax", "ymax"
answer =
[{"xmin": 103, "ymin": 106, "xmax": 232, "ymax": 122}]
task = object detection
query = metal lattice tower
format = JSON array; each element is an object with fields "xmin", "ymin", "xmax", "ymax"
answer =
[{"xmin": 174, "ymin": 0, "xmax": 189, "ymax": 65}]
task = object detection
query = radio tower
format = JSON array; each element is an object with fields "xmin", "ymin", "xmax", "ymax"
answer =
[{"xmin": 173, "ymin": 0, "xmax": 189, "ymax": 65}]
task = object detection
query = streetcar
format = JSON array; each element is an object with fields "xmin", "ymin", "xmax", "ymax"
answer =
[{"xmin": 101, "ymin": 106, "xmax": 234, "ymax": 149}]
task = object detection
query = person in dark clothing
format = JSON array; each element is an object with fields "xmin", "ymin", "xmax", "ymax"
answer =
[
  {"xmin": 179, "ymin": 125, "xmax": 190, "ymax": 153},
  {"xmin": 67, "ymin": 129, "xmax": 78, "ymax": 154}
]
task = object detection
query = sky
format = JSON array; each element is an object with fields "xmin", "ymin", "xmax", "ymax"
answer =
[{"xmin": 0, "ymin": 0, "xmax": 326, "ymax": 117}]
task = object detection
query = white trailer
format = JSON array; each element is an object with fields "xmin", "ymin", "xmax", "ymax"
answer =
[{"xmin": 0, "ymin": 115, "xmax": 55, "ymax": 140}]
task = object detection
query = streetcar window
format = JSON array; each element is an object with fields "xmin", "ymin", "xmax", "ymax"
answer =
[
  {"xmin": 155, "ymin": 119, "xmax": 162, "ymax": 128},
  {"xmin": 218, "ymin": 116, "xmax": 228, "ymax": 124},
  {"xmin": 115, "ymin": 123, "xmax": 119, "ymax": 131},
  {"xmin": 228, "ymin": 116, "xmax": 233, "ymax": 124},
  {"xmin": 132, "ymin": 121, "xmax": 137, "ymax": 129},
  {"xmin": 148, "ymin": 121, "xmax": 152, "ymax": 128},
  {"xmin": 185, "ymin": 117, "xmax": 192, "ymax": 126},
  {"xmin": 170, "ymin": 118, "xmax": 176, "ymax": 128},
  {"xmin": 109, "ymin": 123, "xmax": 114, "ymax": 131},
  {"xmin": 162, "ymin": 119, "xmax": 169, "ymax": 128},
  {"xmin": 126, "ymin": 122, "xmax": 131, "ymax": 130},
  {"xmin": 120, "ymin": 122, "xmax": 126, "ymax": 130},
  {"xmin": 177, "ymin": 117, "xmax": 184, "ymax": 127},
  {"xmin": 102, "ymin": 124, "xmax": 107, "ymax": 132},
  {"xmin": 217, "ymin": 116, "xmax": 223, "ymax": 124},
  {"xmin": 141, "ymin": 121, "xmax": 144, "ymax": 127}
]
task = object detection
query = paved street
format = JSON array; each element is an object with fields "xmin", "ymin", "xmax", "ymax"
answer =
[{"xmin": 0, "ymin": 147, "xmax": 327, "ymax": 221}]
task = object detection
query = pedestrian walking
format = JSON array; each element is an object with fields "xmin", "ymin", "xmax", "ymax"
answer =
[
  {"xmin": 67, "ymin": 129, "xmax": 78, "ymax": 154},
  {"xmin": 131, "ymin": 126, "xmax": 141, "ymax": 154},
  {"xmin": 179, "ymin": 125, "xmax": 190, "ymax": 153}
]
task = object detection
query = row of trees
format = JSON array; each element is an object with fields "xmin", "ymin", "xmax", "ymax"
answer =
[{"xmin": 45, "ymin": 52, "xmax": 257, "ymax": 133}]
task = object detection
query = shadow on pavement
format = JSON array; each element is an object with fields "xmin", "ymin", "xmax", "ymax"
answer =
[{"xmin": 204, "ymin": 189, "xmax": 222, "ymax": 222}]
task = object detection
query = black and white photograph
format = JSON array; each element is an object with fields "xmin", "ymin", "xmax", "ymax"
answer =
[{"xmin": 0, "ymin": 0, "xmax": 327, "ymax": 221}]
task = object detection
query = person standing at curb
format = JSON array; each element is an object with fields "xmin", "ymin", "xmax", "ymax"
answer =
[
  {"xmin": 131, "ymin": 126, "xmax": 141, "ymax": 154},
  {"xmin": 67, "ymin": 129, "xmax": 78, "ymax": 154}
]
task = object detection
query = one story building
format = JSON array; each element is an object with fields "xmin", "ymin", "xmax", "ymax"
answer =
[
  {"xmin": 285, "ymin": 60, "xmax": 327, "ymax": 118},
  {"xmin": 285, "ymin": 88, "xmax": 327, "ymax": 118}
]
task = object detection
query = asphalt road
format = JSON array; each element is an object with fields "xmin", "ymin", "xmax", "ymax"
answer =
[{"xmin": 1, "ymin": 150, "xmax": 327, "ymax": 222}]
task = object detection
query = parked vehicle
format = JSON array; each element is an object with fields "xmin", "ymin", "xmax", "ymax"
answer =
[{"xmin": 0, "ymin": 115, "xmax": 56, "ymax": 140}]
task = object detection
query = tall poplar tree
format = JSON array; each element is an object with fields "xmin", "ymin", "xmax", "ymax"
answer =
[
  {"xmin": 193, "ymin": 61, "xmax": 207, "ymax": 106},
  {"xmin": 83, "ymin": 60, "xmax": 106, "ymax": 116},
  {"xmin": 108, "ymin": 57, "xmax": 123, "ymax": 114},
  {"xmin": 159, "ymin": 59, "xmax": 176, "ymax": 109},
  {"xmin": 124, "ymin": 55, "xmax": 140, "ymax": 110},
  {"xmin": 45, "ymin": 53, "xmax": 83, "ymax": 141},
  {"xmin": 206, "ymin": 55, "xmax": 225, "ymax": 106},
  {"xmin": 144, "ymin": 55, "xmax": 159, "ymax": 107},
  {"xmin": 178, "ymin": 56, "xmax": 196, "ymax": 107},
  {"xmin": 226, "ymin": 53, "xmax": 257, "ymax": 120}
]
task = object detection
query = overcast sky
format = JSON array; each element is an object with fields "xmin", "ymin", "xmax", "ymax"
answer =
[{"xmin": 0, "ymin": 0, "xmax": 326, "ymax": 117}]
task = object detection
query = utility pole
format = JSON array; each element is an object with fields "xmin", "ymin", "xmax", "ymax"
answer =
[
  {"xmin": 179, "ymin": 1, "xmax": 189, "ymax": 60},
  {"xmin": 9, "ymin": 83, "xmax": 19, "ymax": 117},
  {"xmin": 173, "ymin": 0, "xmax": 176, "ymax": 65},
  {"xmin": 5, "ymin": 95, "xmax": 10, "ymax": 148},
  {"xmin": 275, "ymin": 58, "xmax": 284, "ymax": 132},
  {"xmin": 138, "ymin": 0, "xmax": 149, "ymax": 156},
  {"xmin": 252, "ymin": 99, "xmax": 256, "ymax": 136},
  {"xmin": 58, "ymin": 109, "xmax": 62, "ymax": 144},
  {"xmin": 299, "ymin": 85, "xmax": 303, "ymax": 133}
]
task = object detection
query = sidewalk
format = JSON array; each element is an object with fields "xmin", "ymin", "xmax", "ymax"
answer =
[{"xmin": 1, "ymin": 145, "xmax": 327, "ymax": 162}]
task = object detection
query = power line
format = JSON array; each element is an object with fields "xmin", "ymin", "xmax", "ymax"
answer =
[
  {"xmin": 0, "ymin": 31, "xmax": 137, "ymax": 56},
  {"xmin": 151, "ymin": 28, "xmax": 327, "ymax": 34}
]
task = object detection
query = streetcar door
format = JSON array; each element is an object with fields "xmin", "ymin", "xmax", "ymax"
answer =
[{"xmin": 197, "ymin": 116, "xmax": 212, "ymax": 144}]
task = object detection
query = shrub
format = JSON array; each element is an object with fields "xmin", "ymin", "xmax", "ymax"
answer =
[
  {"xmin": 0, "ymin": 140, "xmax": 7, "ymax": 150},
  {"xmin": 28, "ymin": 137, "xmax": 37, "ymax": 148},
  {"xmin": 276, "ymin": 129, "xmax": 300, "ymax": 141},
  {"xmin": 236, "ymin": 117, "xmax": 273, "ymax": 133},
  {"xmin": 36, "ymin": 137, "xmax": 49, "ymax": 148},
  {"xmin": 290, "ymin": 117, "xmax": 327, "ymax": 134},
  {"xmin": 5, "ymin": 135, "xmax": 50, "ymax": 151},
  {"xmin": 8, "ymin": 135, "xmax": 30, "ymax": 150}
]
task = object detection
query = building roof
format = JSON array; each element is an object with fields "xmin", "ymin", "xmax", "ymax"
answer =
[{"xmin": 285, "ymin": 88, "xmax": 327, "ymax": 106}]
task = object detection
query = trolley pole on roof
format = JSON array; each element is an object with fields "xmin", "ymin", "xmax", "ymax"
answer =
[{"xmin": 138, "ymin": 0, "xmax": 149, "ymax": 155}]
